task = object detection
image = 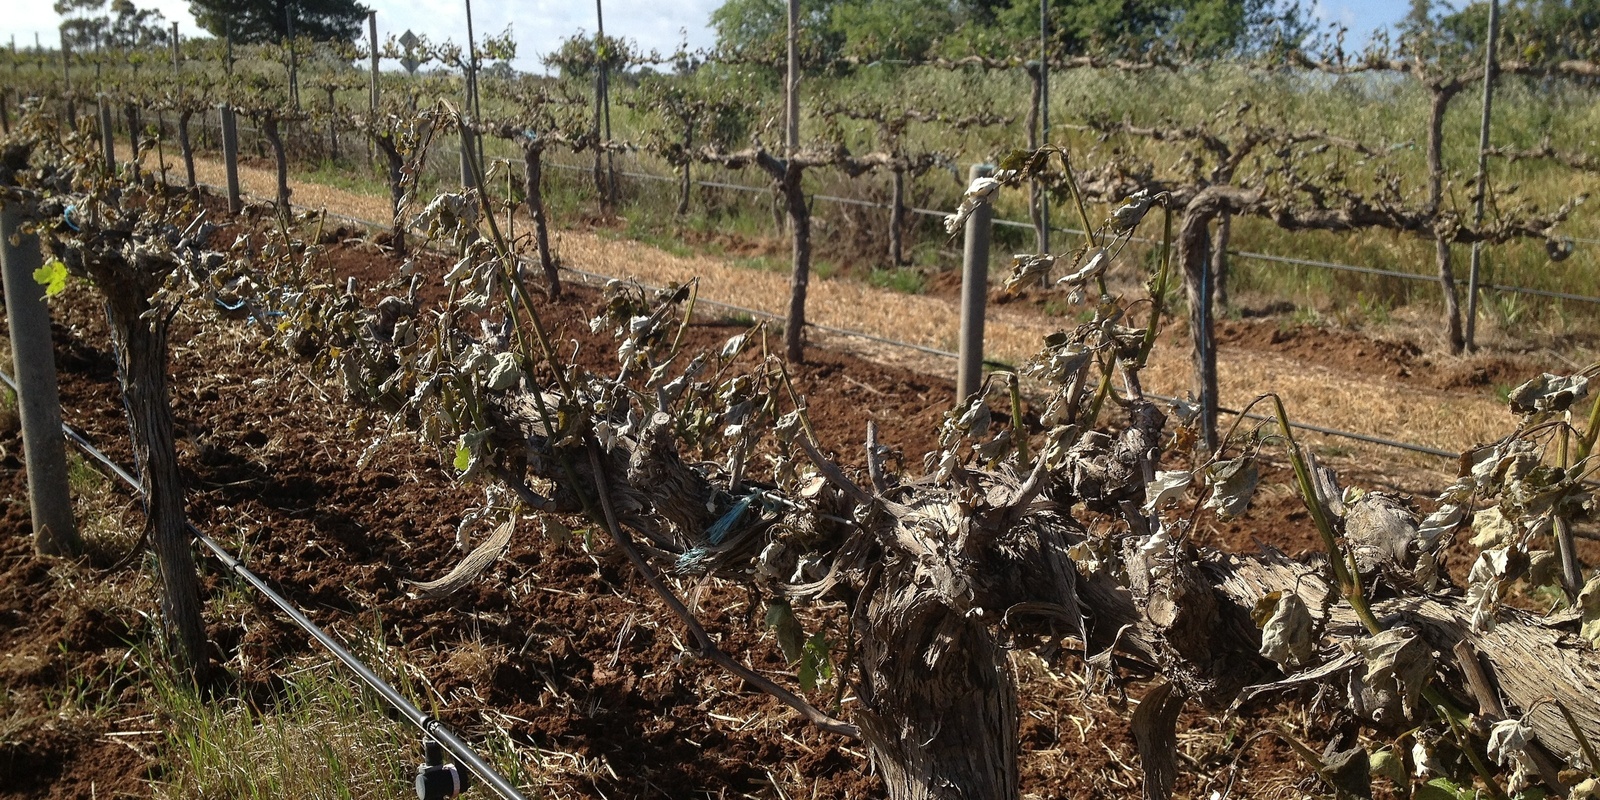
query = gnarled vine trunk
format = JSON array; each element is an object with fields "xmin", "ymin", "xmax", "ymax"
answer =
[
  {"xmin": 1179, "ymin": 192, "xmax": 1224, "ymax": 450},
  {"xmin": 177, "ymin": 109, "xmax": 196, "ymax": 190},
  {"xmin": 520, "ymin": 142, "xmax": 558, "ymax": 299},
  {"xmin": 1025, "ymin": 62, "xmax": 1046, "ymax": 255},
  {"xmin": 372, "ymin": 133, "xmax": 407, "ymax": 256},
  {"xmin": 1210, "ymin": 213, "xmax": 1231, "ymax": 311},
  {"xmin": 780, "ymin": 162, "xmax": 810, "ymax": 363},
  {"xmin": 70, "ymin": 253, "xmax": 209, "ymax": 684},
  {"xmin": 889, "ymin": 167, "xmax": 906, "ymax": 267},
  {"xmin": 123, "ymin": 103, "xmax": 141, "ymax": 180},
  {"xmin": 858, "ymin": 589, "xmax": 1018, "ymax": 800},
  {"xmin": 677, "ymin": 127, "xmax": 693, "ymax": 217},
  {"xmin": 115, "ymin": 301, "xmax": 208, "ymax": 681},
  {"xmin": 261, "ymin": 115, "xmax": 291, "ymax": 211}
]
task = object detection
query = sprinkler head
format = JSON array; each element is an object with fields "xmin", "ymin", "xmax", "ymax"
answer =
[
  {"xmin": 414, "ymin": 763, "xmax": 468, "ymax": 799},
  {"xmin": 415, "ymin": 738, "xmax": 471, "ymax": 799}
]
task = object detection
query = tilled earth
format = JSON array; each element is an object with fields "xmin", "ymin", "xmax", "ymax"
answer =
[{"xmin": 0, "ymin": 221, "xmax": 1556, "ymax": 799}]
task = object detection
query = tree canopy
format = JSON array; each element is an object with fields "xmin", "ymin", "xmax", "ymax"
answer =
[
  {"xmin": 56, "ymin": 0, "xmax": 169, "ymax": 53},
  {"xmin": 543, "ymin": 32, "xmax": 635, "ymax": 79},
  {"xmin": 708, "ymin": 0, "xmax": 1311, "ymax": 62},
  {"xmin": 187, "ymin": 0, "xmax": 370, "ymax": 45},
  {"xmin": 1430, "ymin": 0, "xmax": 1600, "ymax": 62}
]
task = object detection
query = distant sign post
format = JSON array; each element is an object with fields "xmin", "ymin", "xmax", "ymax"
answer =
[{"xmin": 399, "ymin": 30, "xmax": 420, "ymax": 75}]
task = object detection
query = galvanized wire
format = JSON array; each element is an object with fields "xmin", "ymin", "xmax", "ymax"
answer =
[{"xmin": 538, "ymin": 159, "xmax": 1600, "ymax": 306}]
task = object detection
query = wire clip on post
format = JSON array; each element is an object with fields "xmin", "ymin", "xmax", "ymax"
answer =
[{"xmin": 415, "ymin": 736, "xmax": 472, "ymax": 799}]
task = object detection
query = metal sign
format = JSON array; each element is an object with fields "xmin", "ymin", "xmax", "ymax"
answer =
[{"xmin": 399, "ymin": 29, "xmax": 420, "ymax": 74}]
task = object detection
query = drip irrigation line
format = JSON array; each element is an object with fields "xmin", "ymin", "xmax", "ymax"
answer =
[
  {"xmin": 1477, "ymin": 281, "xmax": 1600, "ymax": 305},
  {"xmin": 1141, "ymin": 388, "xmax": 1457, "ymax": 459},
  {"xmin": 199, "ymin": 180, "xmax": 1463, "ymax": 461},
  {"xmin": 0, "ymin": 367, "xmax": 532, "ymax": 800}
]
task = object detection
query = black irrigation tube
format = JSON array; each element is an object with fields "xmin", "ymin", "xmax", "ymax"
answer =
[
  {"xmin": 0, "ymin": 369, "xmax": 532, "ymax": 800},
  {"xmin": 1143, "ymin": 389, "xmax": 1458, "ymax": 459},
  {"xmin": 210, "ymin": 181, "xmax": 1458, "ymax": 460}
]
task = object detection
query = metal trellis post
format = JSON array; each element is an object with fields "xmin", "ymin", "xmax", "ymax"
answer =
[
  {"xmin": 220, "ymin": 104, "xmax": 242, "ymax": 214},
  {"xmin": 958, "ymin": 164, "xmax": 995, "ymax": 404},
  {"xmin": 1465, "ymin": 0, "xmax": 1501, "ymax": 350},
  {"xmin": 1038, "ymin": 0, "xmax": 1049, "ymax": 255}
]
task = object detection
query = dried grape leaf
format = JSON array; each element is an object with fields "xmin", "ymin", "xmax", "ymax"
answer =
[
  {"xmin": 1507, "ymin": 373, "xmax": 1589, "ymax": 414},
  {"xmin": 719, "ymin": 333, "xmax": 747, "ymax": 360},
  {"xmin": 1468, "ymin": 507, "xmax": 1516, "ymax": 550},
  {"xmin": 1467, "ymin": 546, "xmax": 1512, "ymax": 632},
  {"xmin": 1204, "ymin": 458, "xmax": 1259, "ymax": 518},
  {"xmin": 1143, "ymin": 470, "xmax": 1193, "ymax": 512},
  {"xmin": 765, "ymin": 599, "xmax": 806, "ymax": 666},
  {"xmin": 1003, "ymin": 253, "xmax": 1056, "ymax": 293},
  {"xmin": 1258, "ymin": 592, "xmax": 1316, "ymax": 669},
  {"xmin": 1353, "ymin": 626, "xmax": 1432, "ymax": 722},
  {"xmin": 1486, "ymin": 718, "xmax": 1536, "ymax": 793},
  {"xmin": 1580, "ymin": 573, "xmax": 1600, "ymax": 648},
  {"xmin": 1320, "ymin": 740, "xmax": 1372, "ymax": 800},
  {"xmin": 1055, "ymin": 248, "xmax": 1109, "ymax": 289},
  {"xmin": 1417, "ymin": 503, "xmax": 1464, "ymax": 547},
  {"xmin": 485, "ymin": 352, "xmax": 523, "ymax": 391},
  {"xmin": 943, "ymin": 175, "xmax": 1001, "ymax": 234},
  {"xmin": 956, "ymin": 398, "xmax": 992, "ymax": 436},
  {"xmin": 1110, "ymin": 189, "xmax": 1156, "ymax": 232}
]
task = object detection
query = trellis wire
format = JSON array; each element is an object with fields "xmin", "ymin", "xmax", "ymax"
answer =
[
  {"xmin": 184, "ymin": 106, "xmax": 1600, "ymax": 302},
  {"xmin": 560, "ymin": 265, "xmax": 1461, "ymax": 460},
  {"xmin": 532, "ymin": 158, "xmax": 1600, "ymax": 307}
]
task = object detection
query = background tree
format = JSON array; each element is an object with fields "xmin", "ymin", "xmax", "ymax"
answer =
[
  {"xmin": 1437, "ymin": 0, "xmax": 1600, "ymax": 61},
  {"xmin": 189, "ymin": 0, "xmax": 370, "ymax": 45},
  {"xmin": 710, "ymin": 0, "xmax": 844, "ymax": 62},
  {"xmin": 1403, "ymin": 0, "xmax": 1435, "ymax": 35},
  {"xmin": 542, "ymin": 31, "xmax": 634, "ymax": 80},
  {"xmin": 997, "ymin": 0, "xmax": 1310, "ymax": 55},
  {"xmin": 57, "ymin": 0, "xmax": 169, "ymax": 53},
  {"xmin": 709, "ymin": 0, "xmax": 1310, "ymax": 61}
]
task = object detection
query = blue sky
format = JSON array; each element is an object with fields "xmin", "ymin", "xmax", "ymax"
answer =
[
  {"xmin": 12, "ymin": 0, "xmax": 1424, "ymax": 73},
  {"xmin": 1311, "ymin": 0, "xmax": 1415, "ymax": 34}
]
